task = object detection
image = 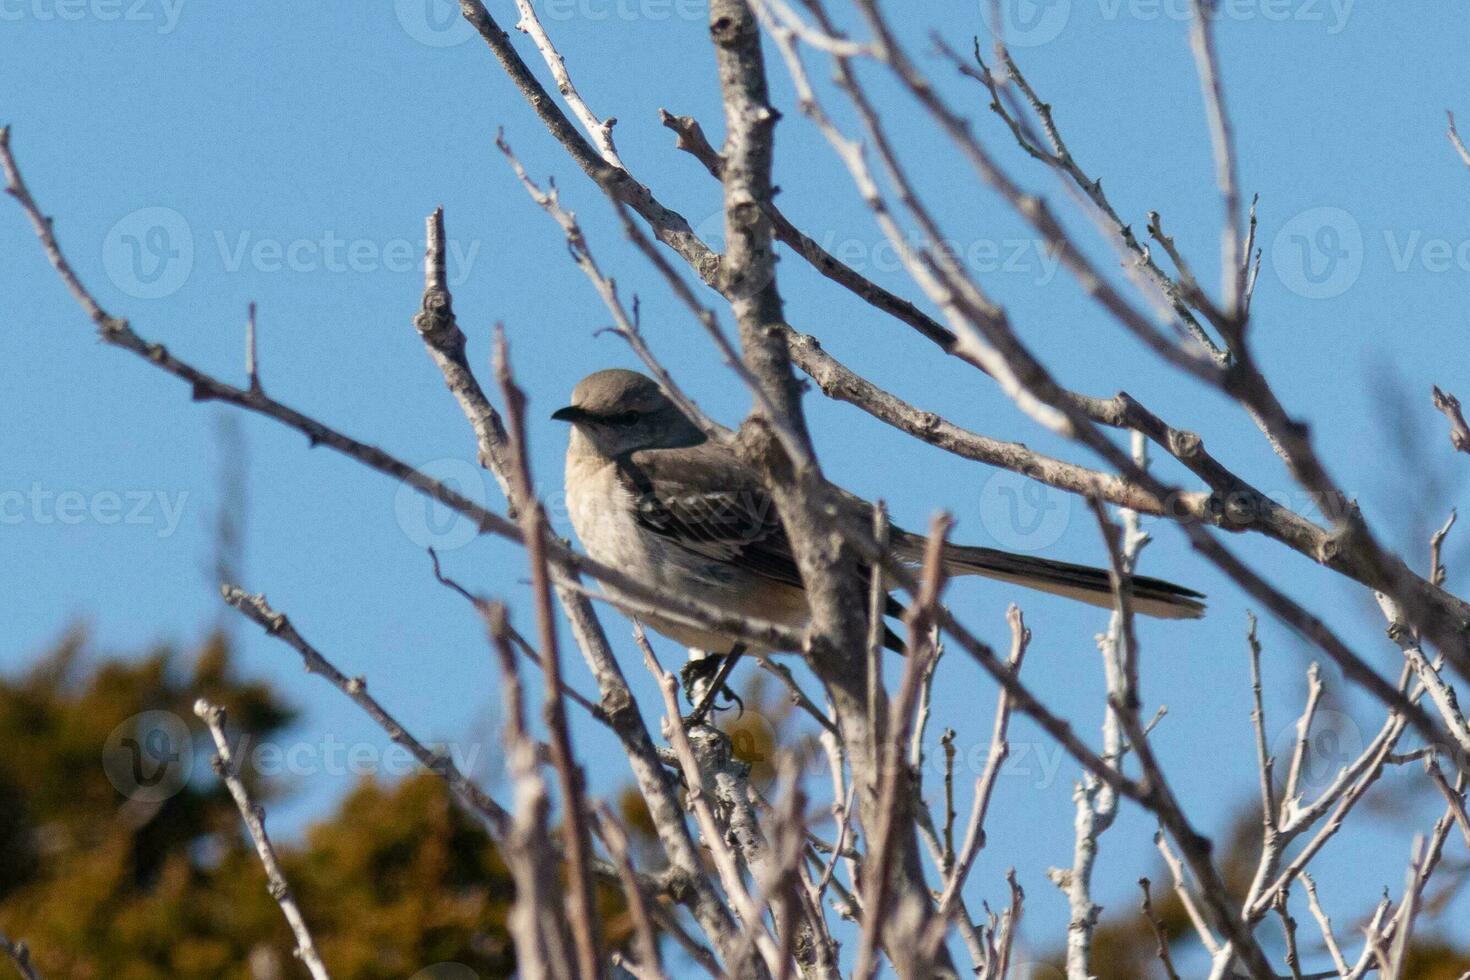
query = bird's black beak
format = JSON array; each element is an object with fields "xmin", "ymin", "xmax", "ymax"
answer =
[{"xmin": 551, "ymin": 405, "xmax": 585, "ymax": 423}]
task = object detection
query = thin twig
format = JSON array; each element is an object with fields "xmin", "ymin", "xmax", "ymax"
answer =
[
  {"xmin": 495, "ymin": 329, "xmax": 603, "ymax": 980},
  {"xmin": 1432, "ymin": 385, "xmax": 1470, "ymax": 456},
  {"xmin": 1187, "ymin": 0, "xmax": 1245, "ymax": 319},
  {"xmin": 1430, "ymin": 510, "xmax": 1457, "ymax": 588},
  {"xmin": 0, "ymin": 934, "xmax": 42, "ymax": 980},
  {"xmin": 484, "ymin": 603, "xmax": 575, "ymax": 979},
  {"xmin": 637, "ymin": 627, "xmax": 784, "ymax": 976},
  {"xmin": 1301, "ymin": 874, "xmax": 1349, "ymax": 977},
  {"xmin": 1448, "ymin": 110, "xmax": 1470, "ymax": 168},
  {"xmin": 1139, "ymin": 878, "xmax": 1182, "ymax": 980},
  {"xmin": 428, "ymin": 550, "xmax": 608, "ymax": 723},
  {"xmin": 244, "ymin": 301, "xmax": 261, "ymax": 392},
  {"xmin": 856, "ymin": 514, "xmax": 951, "ymax": 979},
  {"xmin": 409, "ymin": 207, "xmax": 744, "ymax": 967},
  {"xmin": 593, "ymin": 803, "xmax": 667, "ymax": 980},
  {"xmin": 1156, "ymin": 829, "xmax": 1221, "ymax": 956},
  {"xmin": 1247, "ymin": 613, "xmax": 1278, "ymax": 832},
  {"xmin": 194, "ymin": 699, "xmax": 331, "ymax": 980},
  {"xmin": 494, "ymin": 133, "xmax": 728, "ymax": 446},
  {"xmin": 935, "ymin": 605, "xmax": 1028, "ymax": 917},
  {"xmin": 222, "ymin": 585, "xmax": 509, "ymax": 835}
]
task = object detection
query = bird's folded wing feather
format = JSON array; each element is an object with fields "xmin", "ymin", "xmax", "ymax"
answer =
[{"xmin": 620, "ymin": 443, "xmax": 806, "ymax": 588}]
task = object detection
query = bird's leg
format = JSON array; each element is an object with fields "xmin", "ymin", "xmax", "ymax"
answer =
[
  {"xmin": 683, "ymin": 644, "xmax": 746, "ymax": 726},
  {"xmin": 679, "ymin": 651, "xmax": 723, "ymax": 704}
]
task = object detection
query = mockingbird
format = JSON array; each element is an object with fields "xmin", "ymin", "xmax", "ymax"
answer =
[{"xmin": 554, "ymin": 369, "xmax": 1204, "ymax": 716}]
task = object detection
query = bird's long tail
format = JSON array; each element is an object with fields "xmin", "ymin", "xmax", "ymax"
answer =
[{"xmin": 896, "ymin": 535, "xmax": 1206, "ymax": 620}]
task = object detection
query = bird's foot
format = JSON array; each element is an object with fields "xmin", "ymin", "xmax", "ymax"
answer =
[
  {"xmin": 679, "ymin": 655, "xmax": 722, "ymax": 704},
  {"xmin": 680, "ymin": 650, "xmax": 746, "ymax": 727}
]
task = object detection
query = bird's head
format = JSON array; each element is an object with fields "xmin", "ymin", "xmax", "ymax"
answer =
[{"xmin": 552, "ymin": 369, "xmax": 706, "ymax": 456}]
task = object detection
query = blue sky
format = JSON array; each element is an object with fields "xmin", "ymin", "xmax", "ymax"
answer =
[{"xmin": 4, "ymin": 0, "xmax": 1470, "ymax": 972}]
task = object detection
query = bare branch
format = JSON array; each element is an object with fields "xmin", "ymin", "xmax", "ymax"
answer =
[
  {"xmin": 484, "ymin": 605, "xmax": 577, "ymax": 980},
  {"xmin": 658, "ymin": 106, "xmax": 966, "ymax": 357},
  {"xmin": 456, "ymin": 0, "xmax": 715, "ymax": 278},
  {"xmin": 994, "ymin": 869, "xmax": 1024, "ymax": 980},
  {"xmin": 1432, "ymin": 385, "xmax": 1470, "ymax": 456},
  {"xmin": 509, "ymin": 0, "xmax": 623, "ymax": 167},
  {"xmin": 244, "ymin": 301, "xmax": 261, "ymax": 393},
  {"xmin": 0, "ymin": 934, "xmax": 42, "ymax": 980},
  {"xmin": 1425, "ymin": 759, "xmax": 1470, "ymax": 850},
  {"xmin": 494, "ymin": 135, "xmax": 728, "ymax": 446},
  {"xmin": 194, "ymin": 699, "xmax": 331, "ymax": 980},
  {"xmin": 856, "ymin": 514, "xmax": 951, "ymax": 980},
  {"xmin": 1448, "ymin": 110, "xmax": 1470, "ymax": 168},
  {"xmin": 637, "ymin": 627, "xmax": 784, "ymax": 976},
  {"xmin": 948, "ymin": 36, "xmax": 1228, "ymax": 360},
  {"xmin": 935, "ymin": 605, "xmax": 1028, "ymax": 919},
  {"xmin": 410, "ymin": 208, "xmax": 744, "ymax": 966},
  {"xmin": 784, "ymin": 327, "xmax": 1206, "ymax": 519},
  {"xmin": 495, "ymin": 331, "xmax": 604, "ymax": 979},
  {"xmin": 1274, "ymin": 889, "xmax": 1303, "ymax": 980},
  {"xmin": 413, "ymin": 206, "xmax": 517, "ymax": 494},
  {"xmin": 1187, "ymin": 0, "xmax": 1245, "ymax": 318},
  {"xmin": 1246, "ymin": 614, "xmax": 1277, "ymax": 832},
  {"xmin": 1301, "ymin": 874, "xmax": 1349, "ymax": 977},
  {"xmin": 222, "ymin": 586, "xmax": 509, "ymax": 836},
  {"xmin": 1139, "ymin": 878, "xmax": 1182, "ymax": 980},
  {"xmin": 1155, "ymin": 830, "xmax": 1221, "ymax": 957},
  {"xmin": 1430, "ymin": 509, "xmax": 1457, "ymax": 587}
]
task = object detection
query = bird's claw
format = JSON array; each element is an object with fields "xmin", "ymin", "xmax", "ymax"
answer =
[
  {"xmin": 679, "ymin": 656, "xmax": 723, "ymax": 705},
  {"xmin": 680, "ymin": 656, "xmax": 744, "ymax": 727}
]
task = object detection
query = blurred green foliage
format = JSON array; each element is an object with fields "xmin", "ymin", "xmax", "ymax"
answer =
[{"xmin": 0, "ymin": 628, "xmax": 611, "ymax": 979}]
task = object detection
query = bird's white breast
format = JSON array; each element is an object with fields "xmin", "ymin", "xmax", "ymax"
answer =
[
  {"xmin": 564, "ymin": 450, "xmax": 647, "ymax": 570},
  {"xmin": 562, "ymin": 444, "xmax": 809, "ymax": 653}
]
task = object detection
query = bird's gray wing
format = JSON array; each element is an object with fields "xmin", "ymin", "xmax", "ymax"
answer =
[{"xmin": 619, "ymin": 444, "xmax": 805, "ymax": 589}]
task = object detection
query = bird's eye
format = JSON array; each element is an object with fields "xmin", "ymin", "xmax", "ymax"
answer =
[{"xmin": 606, "ymin": 410, "xmax": 642, "ymax": 426}]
